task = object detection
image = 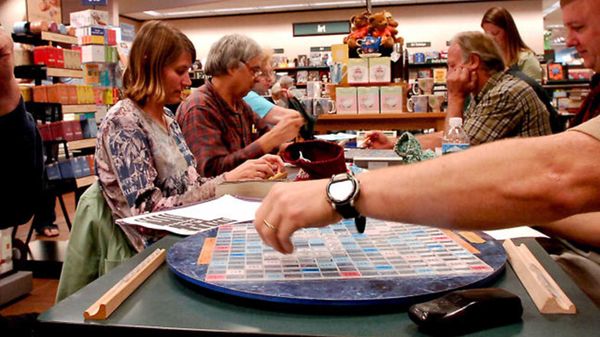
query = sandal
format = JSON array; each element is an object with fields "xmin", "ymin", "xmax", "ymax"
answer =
[{"xmin": 35, "ymin": 224, "xmax": 60, "ymax": 237}]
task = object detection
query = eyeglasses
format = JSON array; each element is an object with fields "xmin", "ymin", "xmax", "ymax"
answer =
[{"xmin": 242, "ymin": 61, "xmax": 263, "ymax": 77}]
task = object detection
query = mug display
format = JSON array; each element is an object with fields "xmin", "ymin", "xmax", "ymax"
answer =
[
  {"xmin": 413, "ymin": 52, "xmax": 426, "ymax": 63},
  {"xmin": 428, "ymin": 94, "xmax": 445, "ymax": 113},
  {"xmin": 412, "ymin": 77, "xmax": 434, "ymax": 95},
  {"xmin": 407, "ymin": 95, "xmax": 429, "ymax": 113},
  {"xmin": 313, "ymin": 98, "xmax": 336, "ymax": 115}
]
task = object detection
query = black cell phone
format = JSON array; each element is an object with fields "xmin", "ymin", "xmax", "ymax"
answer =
[{"xmin": 408, "ymin": 288, "xmax": 523, "ymax": 336}]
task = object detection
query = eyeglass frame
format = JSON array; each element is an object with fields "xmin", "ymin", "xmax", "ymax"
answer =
[{"xmin": 241, "ymin": 61, "xmax": 264, "ymax": 77}]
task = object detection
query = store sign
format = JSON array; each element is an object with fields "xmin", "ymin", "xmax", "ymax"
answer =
[
  {"xmin": 81, "ymin": 0, "xmax": 107, "ymax": 5},
  {"xmin": 273, "ymin": 48, "xmax": 285, "ymax": 54},
  {"xmin": 310, "ymin": 46, "xmax": 331, "ymax": 52},
  {"xmin": 120, "ymin": 23, "xmax": 135, "ymax": 42},
  {"xmin": 293, "ymin": 21, "xmax": 350, "ymax": 37},
  {"xmin": 407, "ymin": 41, "xmax": 432, "ymax": 48}
]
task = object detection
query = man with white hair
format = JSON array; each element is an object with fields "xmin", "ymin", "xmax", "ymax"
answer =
[{"xmin": 177, "ymin": 34, "xmax": 303, "ymax": 177}]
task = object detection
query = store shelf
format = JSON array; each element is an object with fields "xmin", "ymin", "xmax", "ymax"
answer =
[
  {"xmin": 408, "ymin": 62, "xmax": 447, "ymax": 68},
  {"xmin": 47, "ymin": 68, "xmax": 83, "ymax": 78},
  {"xmin": 274, "ymin": 66, "xmax": 330, "ymax": 71},
  {"xmin": 315, "ymin": 112, "xmax": 446, "ymax": 133},
  {"xmin": 14, "ymin": 65, "xmax": 47, "ymax": 80},
  {"xmin": 62, "ymin": 104, "xmax": 97, "ymax": 113},
  {"xmin": 543, "ymin": 80, "xmax": 591, "ymax": 89},
  {"xmin": 41, "ymin": 31, "xmax": 78, "ymax": 45},
  {"xmin": 76, "ymin": 175, "xmax": 97, "ymax": 189},
  {"xmin": 12, "ymin": 32, "xmax": 77, "ymax": 46},
  {"xmin": 68, "ymin": 138, "xmax": 96, "ymax": 151}
]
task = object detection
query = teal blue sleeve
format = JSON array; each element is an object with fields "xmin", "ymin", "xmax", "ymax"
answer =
[{"xmin": 243, "ymin": 91, "xmax": 275, "ymax": 118}]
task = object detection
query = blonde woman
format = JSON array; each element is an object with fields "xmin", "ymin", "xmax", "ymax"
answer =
[{"xmin": 481, "ymin": 7, "xmax": 542, "ymax": 81}]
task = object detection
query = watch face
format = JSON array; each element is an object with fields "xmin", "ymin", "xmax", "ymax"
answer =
[{"xmin": 329, "ymin": 179, "xmax": 355, "ymax": 202}]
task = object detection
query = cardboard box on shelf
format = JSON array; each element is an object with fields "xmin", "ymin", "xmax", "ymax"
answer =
[
  {"xmin": 380, "ymin": 86, "xmax": 404, "ymax": 113},
  {"xmin": 348, "ymin": 58, "xmax": 369, "ymax": 84},
  {"xmin": 369, "ymin": 57, "xmax": 391, "ymax": 84},
  {"xmin": 357, "ymin": 87, "xmax": 380, "ymax": 114},
  {"xmin": 70, "ymin": 10, "xmax": 109, "ymax": 28},
  {"xmin": 335, "ymin": 87, "xmax": 358, "ymax": 114}
]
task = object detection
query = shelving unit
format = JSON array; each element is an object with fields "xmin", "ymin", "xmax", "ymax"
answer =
[
  {"xmin": 274, "ymin": 66, "xmax": 330, "ymax": 87},
  {"xmin": 12, "ymin": 30, "xmax": 99, "ymax": 226},
  {"xmin": 315, "ymin": 113, "xmax": 446, "ymax": 133}
]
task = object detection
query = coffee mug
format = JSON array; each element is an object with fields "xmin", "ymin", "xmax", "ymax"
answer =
[
  {"xmin": 428, "ymin": 94, "xmax": 445, "ymax": 113},
  {"xmin": 413, "ymin": 52, "xmax": 425, "ymax": 63},
  {"xmin": 412, "ymin": 77, "xmax": 434, "ymax": 95},
  {"xmin": 313, "ymin": 98, "xmax": 336, "ymax": 115},
  {"xmin": 407, "ymin": 95, "xmax": 429, "ymax": 113}
]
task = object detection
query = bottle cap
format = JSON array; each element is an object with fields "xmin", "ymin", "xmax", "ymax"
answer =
[{"xmin": 449, "ymin": 117, "xmax": 463, "ymax": 128}]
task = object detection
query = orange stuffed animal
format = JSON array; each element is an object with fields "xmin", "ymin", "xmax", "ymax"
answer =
[
  {"xmin": 383, "ymin": 10, "xmax": 404, "ymax": 45},
  {"xmin": 368, "ymin": 11, "xmax": 396, "ymax": 49},
  {"xmin": 344, "ymin": 11, "xmax": 370, "ymax": 50}
]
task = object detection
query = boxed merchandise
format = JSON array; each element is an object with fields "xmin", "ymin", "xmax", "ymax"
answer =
[
  {"xmin": 77, "ymin": 26, "xmax": 107, "ymax": 45},
  {"xmin": 296, "ymin": 70, "xmax": 308, "ymax": 85},
  {"xmin": 81, "ymin": 118, "xmax": 98, "ymax": 139},
  {"xmin": 78, "ymin": 157, "xmax": 92, "ymax": 177},
  {"xmin": 33, "ymin": 85, "xmax": 48, "ymax": 102},
  {"xmin": 46, "ymin": 162, "xmax": 62, "ymax": 180},
  {"xmin": 81, "ymin": 45, "xmax": 106, "ymax": 63},
  {"xmin": 0, "ymin": 228, "xmax": 13, "ymax": 275},
  {"xmin": 13, "ymin": 47, "xmax": 33, "ymax": 66},
  {"xmin": 331, "ymin": 44, "xmax": 349, "ymax": 64},
  {"xmin": 37, "ymin": 124, "xmax": 53, "ymax": 141},
  {"xmin": 70, "ymin": 158, "xmax": 84, "ymax": 178},
  {"xmin": 70, "ymin": 10, "xmax": 109, "ymax": 28},
  {"xmin": 58, "ymin": 159, "xmax": 75, "ymax": 179},
  {"xmin": 433, "ymin": 68, "xmax": 447, "ymax": 84},
  {"xmin": 348, "ymin": 58, "xmax": 369, "ymax": 84},
  {"xmin": 70, "ymin": 120, "xmax": 83, "ymax": 141},
  {"xmin": 83, "ymin": 64, "xmax": 101, "ymax": 84},
  {"xmin": 369, "ymin": 57, "xmax": 391, "ymax": 83},
  {"xmin": 380, "ymin": 86, "xmax": 405, "ymax": 113},
  {"xmin": 306, "ymin": 81, "xmax": 321, "ymax": 98},
  {"xmin": 335, "ymin": 87, "xmax": 358, "ymax": 114},
  {"xmin": 86, "ymin": 155, "xmax": 95, "ymax": 175},
  {"xmin": 357, "ymin": 87, "xmax": 380, "ymax": 114}
]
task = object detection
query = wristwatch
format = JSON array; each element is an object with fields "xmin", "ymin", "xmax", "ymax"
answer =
[{"xmin": 326, "ymin": 172, "xmax": 367, "ymax": 233}]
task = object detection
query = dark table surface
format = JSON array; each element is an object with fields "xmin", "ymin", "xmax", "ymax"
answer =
[{"xmin": 38, "ymin": 236, "xmax": 600, "ymax": 337}]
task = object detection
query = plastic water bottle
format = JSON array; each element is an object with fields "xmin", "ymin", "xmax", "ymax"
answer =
[{"xmin": 442, "ymin": 117, "xmax": 470, "ymax": 155}]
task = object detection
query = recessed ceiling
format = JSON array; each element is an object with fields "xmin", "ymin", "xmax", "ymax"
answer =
[{"xmin": 121, "ymin": 0, "xmax": 504, "ymax": 21}]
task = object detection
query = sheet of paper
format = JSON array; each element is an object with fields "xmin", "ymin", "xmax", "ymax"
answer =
[
  {"xmin": 315, "ymin": 132, "xmax": 357, "ymax": 142},
  {"xmin": 117, "ymin": 195, "xmax": 262, "ymax": 236},
  {"xmin": 484, "ymin": 226, "xmax": 548, "ymax": 241}
]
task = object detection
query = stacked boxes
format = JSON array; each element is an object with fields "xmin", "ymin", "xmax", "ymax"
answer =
[
  {"xmin": 47, "ymin": 155, "xmax": 96, "ymax": 180},
  {"xmin": 33, "ymin": 46, "xmax": 81, "ymax": 69}
]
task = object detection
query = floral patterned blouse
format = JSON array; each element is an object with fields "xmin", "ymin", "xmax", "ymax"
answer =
[{"xmin": 95, "ymin": 98, "xmax": 225, "ymax": 252}]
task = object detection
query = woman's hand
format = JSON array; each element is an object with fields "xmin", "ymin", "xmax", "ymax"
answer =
[
  {"xmin": 363, "ymin": 131, "xmax": 396, "ymax": 149},
  {"xmin": 224, "ymin": 154, "xmax": 285, "ymax": 181}
]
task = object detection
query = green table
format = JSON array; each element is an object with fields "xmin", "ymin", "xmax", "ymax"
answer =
[{"xmin": 38, "ymin": 236, "xmax": 600, "ymax": 337}]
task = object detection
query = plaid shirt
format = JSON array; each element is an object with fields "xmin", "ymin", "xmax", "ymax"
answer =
[
  {"xmin": 464, "ymin": 71, "xmax": 552, "ymax": 145},
  {"xmin": 176, "ymin": 80, "xmax": 271, "ymax": 177}
]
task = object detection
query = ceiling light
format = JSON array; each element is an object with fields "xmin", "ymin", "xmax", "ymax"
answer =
[{"xmin": 143, "ymin": 10, "xmax": 162, "ymax": 17}]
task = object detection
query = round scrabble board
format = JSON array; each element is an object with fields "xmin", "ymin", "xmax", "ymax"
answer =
[{"xmin": 167, "ymin": 219, "xmax": 506, "ymax": 307}]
